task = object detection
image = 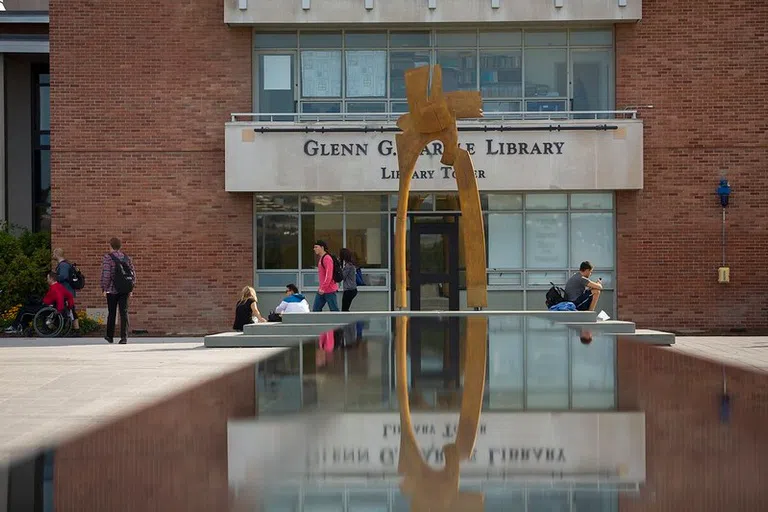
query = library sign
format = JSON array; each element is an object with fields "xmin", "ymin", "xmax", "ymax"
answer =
[
  {"xmin": 225, "ymin": 121, "xmax": 643, "ymax": 192},
  {"xmin": 227, "ymin": 412, "xmax": 646, "ymax": 487}
]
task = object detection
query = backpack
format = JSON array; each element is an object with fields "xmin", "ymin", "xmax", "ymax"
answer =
[
  {"xmin": 355, "ymin": 267, "xmax": 365, "ymax": 286},
  {"xmin": 67, "ymin": 262, "xmax": 86, "ymax": 290},
  {"xmin": 545, "ymin": 282, "xmax": 567, "ymax": 308},
  {"xmin": 321, "ymin": 253, "xmax": 344, "ymax": 284},
  {"xmin": 109, "ymin": 254, "xmax": 135, "ymax": 294}
]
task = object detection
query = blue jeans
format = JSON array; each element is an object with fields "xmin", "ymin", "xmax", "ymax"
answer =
[{"xmin": 313, "ymin": 292, "xmax": 339, "ymax": 312}]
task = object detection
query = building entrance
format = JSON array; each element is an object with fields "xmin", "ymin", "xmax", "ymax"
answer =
[{"xmin": 391, "ymin": 213, "xmax": 462, "ymax": 390}]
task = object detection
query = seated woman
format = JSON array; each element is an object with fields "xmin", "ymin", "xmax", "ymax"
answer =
[{"xmin": 233, "ymin": 286, "xmax": 266, "ymax": 331}]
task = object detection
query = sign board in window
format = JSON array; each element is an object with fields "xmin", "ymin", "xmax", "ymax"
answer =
[
  {"xmin": 263, "ymin": 55, "xmax": 292, "ymax": 91},
  {"xmin": 301, "ymin": 51, "xmax": 342, "ymax": 97},
  {"xmin": 345, "ymin": 51, "xmax": 387, "ymax": 98}
]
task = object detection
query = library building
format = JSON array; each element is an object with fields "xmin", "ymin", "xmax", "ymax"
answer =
[{"xmin": 32, "ymin": 0, "xmax": 766, "ymax": 334}]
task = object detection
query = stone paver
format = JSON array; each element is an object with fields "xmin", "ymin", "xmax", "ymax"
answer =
[
  {"xmin": 0, "ymin": 336, "xmax": 282, "ymax": 464},
  {"xmin": 667, "ymin": 336, "xmax": 768, "ymax": 374}
]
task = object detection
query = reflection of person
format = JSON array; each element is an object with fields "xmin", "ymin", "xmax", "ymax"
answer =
[
  {"xmin": 579, "ymin": 329, "xmax": 593, "ymax": 345},
  {"xmin": 233, "ymin": 286, "xmax": 266, "ymax": 331},
  {"xmin": 565, "ymin": 261, "xmax": 603, "ymax": 311}
]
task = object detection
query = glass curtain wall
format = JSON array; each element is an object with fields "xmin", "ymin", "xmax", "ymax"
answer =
[
  {"xmin": 254, "ymin": 28, "xmax": 614, "ymax": 118},
  {"xmin": 33, "ymin": 66, "xmax": 51, "ymax": 232},
  {"xmin": 254, "ymin": 192, "xmax": 616, "ymax": 316}
]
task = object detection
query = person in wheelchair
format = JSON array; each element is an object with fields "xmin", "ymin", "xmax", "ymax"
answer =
[
  {"xmin": 4, "ymin": 272, "xmax": 75, "ymax": 334},
  {"xmin": 42, "ymin": 271, "xmax": 76, "ymax": 320}
]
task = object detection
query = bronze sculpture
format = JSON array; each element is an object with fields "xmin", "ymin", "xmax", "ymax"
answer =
[{"xmin": 393, "ymin": 64, "xmax": 489, "ymax": 510}]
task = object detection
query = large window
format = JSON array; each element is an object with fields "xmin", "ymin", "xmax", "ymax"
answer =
[
  {"xmin": 33, "ymin": 67, "xmax": 51, "ymax": 232},
  {"xmin": 254, "ymin": 29, "xmax": 614, "ymax": 118},
  {"xmin": 255, "ymin": 193, "xmax": 615, "ymax": 313}
]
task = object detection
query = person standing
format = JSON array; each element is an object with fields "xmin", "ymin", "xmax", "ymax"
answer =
[
  {"xmin": 312, "ymin": 240, "xmax": 339, "ymax": 312},
  {"xmin": 52, "ymin": 248, "xmax": 81, "ymax": 336},
  {"xmin": 339, "ymin": 248, "xmax": 358, "ymax": 312},
  {"xmin": 100, "ymin": 237, "xmax": 136, "ymax": 344}
]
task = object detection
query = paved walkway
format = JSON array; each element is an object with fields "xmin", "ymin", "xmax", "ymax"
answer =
[
  {"xmin": 668, "ymin": 336, "xmax": 768, "ymax": 374},
  {"xmin": 0, "ymin": 336, "xmax": 281, "ymax": 464}
]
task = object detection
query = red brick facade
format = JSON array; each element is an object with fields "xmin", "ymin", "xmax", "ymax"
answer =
[
  {"xmin": 618, "ymin": 340, "xmax": 768, "ymax": 511},
  {"xmin": 49, "ymin": 0, "xmax": 768, "ymax": 333},
  {"xmin": 53, "ymin": 364, "xmax": 256, "ymax": 512},
  {"xmin": 615, "ymin": 0, "xmax": 768, "ymax": 331},
  {"xmin": 48, "ymin": 0, "xmax": 253, "ymax": 334}
]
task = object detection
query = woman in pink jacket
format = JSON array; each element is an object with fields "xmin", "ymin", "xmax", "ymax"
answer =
[{"xmin": 312, "ymin": 240, "xmax": 340, "ymax": 312}]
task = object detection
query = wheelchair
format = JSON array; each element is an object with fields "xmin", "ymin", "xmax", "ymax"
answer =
[{"xmin": 30, "ymin": 306, "xmax": 74, "ymax": 337}]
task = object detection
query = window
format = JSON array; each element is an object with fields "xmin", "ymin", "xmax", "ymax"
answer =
[
  {"xmin": 525, "ymin": 213, "xmax": 568, "ymax": 269},
  {"xmin": 256, "ymin": 215, "xmax": 298, "ymax": 269},
  {"xmin": 480, "ymin": 50, "xmax": 522, "ymax": 98},
  {"xmin": 254, "ymin": 192, "xmax": 616, "ymax": 315},
  {"xmin": 301, "ymin": 50, "xmax": 341, "ymax": 97},
  {"xmin": 436, "ymin": 50, "xmax": 477, "ymax": 92},
  {"xmin": 301, "ymin": 214, "xmax": 343, "ymax": 269},
  {"xmin": 253, "ymin": 28, "xmax": 614, "ymax": 117},
  {"xmin": 33, "ymin": 67, "xmax": 51, "ymax": 232},
  {"xmin": 390, "ymin": 50, "xmax": 430, "ymax": 98},
  {"xmin": 570, "ymin": 213, "xmax": 615, "ymax": 270},
  {"xmin": 526, "ymin": 318, "xmax": 569, "ymax": 408},
  {"xmin": 346, "ymin": 51, "xmax": 387, "ymax": 98},
  {"xmin": 346, "ymin": 214, "xmax": 388, "ymax": 268}
]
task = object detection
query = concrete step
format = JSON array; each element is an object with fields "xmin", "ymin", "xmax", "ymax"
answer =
[
  {"xmin": 563, "ymin": 320, "xmax": 636, "ymax": 334},
  {"xmin": 204, "ymin": 331, "xmax": 319, "ymax": 348},
  {"xmin": 620, "ymin": 329, "xmax": 675, "ymax": 346},
  {"xmin": 280, "ymin": 310, "xmax": 598, "ymax": 325},
  {"xmin": 242, "ymin": 322, "xmax": 348, "ymax": 336}
]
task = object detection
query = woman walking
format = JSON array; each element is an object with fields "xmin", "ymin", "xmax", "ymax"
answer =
[{"xmin": 340, "ymin": 248, "xmax": 359, "ymax": 312}]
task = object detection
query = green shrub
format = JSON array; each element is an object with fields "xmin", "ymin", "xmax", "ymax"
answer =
[{"xmin": 0, "ymin": 222, "xmax": 51, "ymax": 314}]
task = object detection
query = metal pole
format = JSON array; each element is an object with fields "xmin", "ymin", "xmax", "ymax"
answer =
[{"xmin": 722, "ymin": 208, "xmax": 726, "ymax": 265}]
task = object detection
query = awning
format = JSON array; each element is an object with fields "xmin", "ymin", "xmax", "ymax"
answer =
[{"xmin": 0, "ymin": 35, "xmax": 48, "ymax": 53}]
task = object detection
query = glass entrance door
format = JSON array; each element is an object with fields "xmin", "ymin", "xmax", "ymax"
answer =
[
  {"xmin": 410, "ymin": 221, "xmax": 459, "ymax": 311},
  {"xmin": 409, "ymin": 221, "xmax": 461, "ymax": 390},
  {"xmin": 257, "ymin": 53, "xmax": 296, "ymax": 121}
]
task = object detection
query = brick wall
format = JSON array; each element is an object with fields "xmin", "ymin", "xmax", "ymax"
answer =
[
  {"xmin": 53, "ymin": 363, "xmax": 256, "ymax": 512},
  {"xmin": 618, "ymin": 340, "xmax": 768, "ymax": 511},
  {"xmin": 49, "ymin": 0, "xmax": 253, "ymax": 334},
  {"xmin": 615, "ymin": 0, "xmax": 768, "ymax": 330}
]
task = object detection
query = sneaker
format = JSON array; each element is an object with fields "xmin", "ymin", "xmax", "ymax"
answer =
[
  {"xmin": 118, "ymin": 340, "xmax": 127, "ymax": 345},
  {"xmin": 4, "ymin": 326, "xmax": 19, "ymax": 334},
  {"xmin": 104, "ymin": 337, "xmax": 114, "ymax": 344}
]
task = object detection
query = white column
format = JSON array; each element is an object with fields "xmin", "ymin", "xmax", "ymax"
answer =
[{"xmin": 0, "ymin": 55, "xmax": 5, "ymax": 226}]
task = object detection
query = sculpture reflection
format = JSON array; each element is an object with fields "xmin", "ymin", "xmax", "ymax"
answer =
[{"xmin": 395, "ymin": 315, "xmax": 488, "ymax": 511}]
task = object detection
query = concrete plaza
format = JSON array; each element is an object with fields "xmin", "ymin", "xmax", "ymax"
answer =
[{"xmin": 0, "ymin": 336, "xmax": 278, "ymax": 464}]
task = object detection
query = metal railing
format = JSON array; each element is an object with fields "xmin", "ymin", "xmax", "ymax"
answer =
[{"xmin": 230, "ymin": 110, "xmax": 638, "ymax": 123}]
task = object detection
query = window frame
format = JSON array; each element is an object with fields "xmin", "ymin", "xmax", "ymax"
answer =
[
  {"xmin": 31, "ymin": 63, "xmax": 51, "ymax": 233},
  {"xmin": 251, "ymin": 28, "xmax": 615, "ymax": 119}
]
